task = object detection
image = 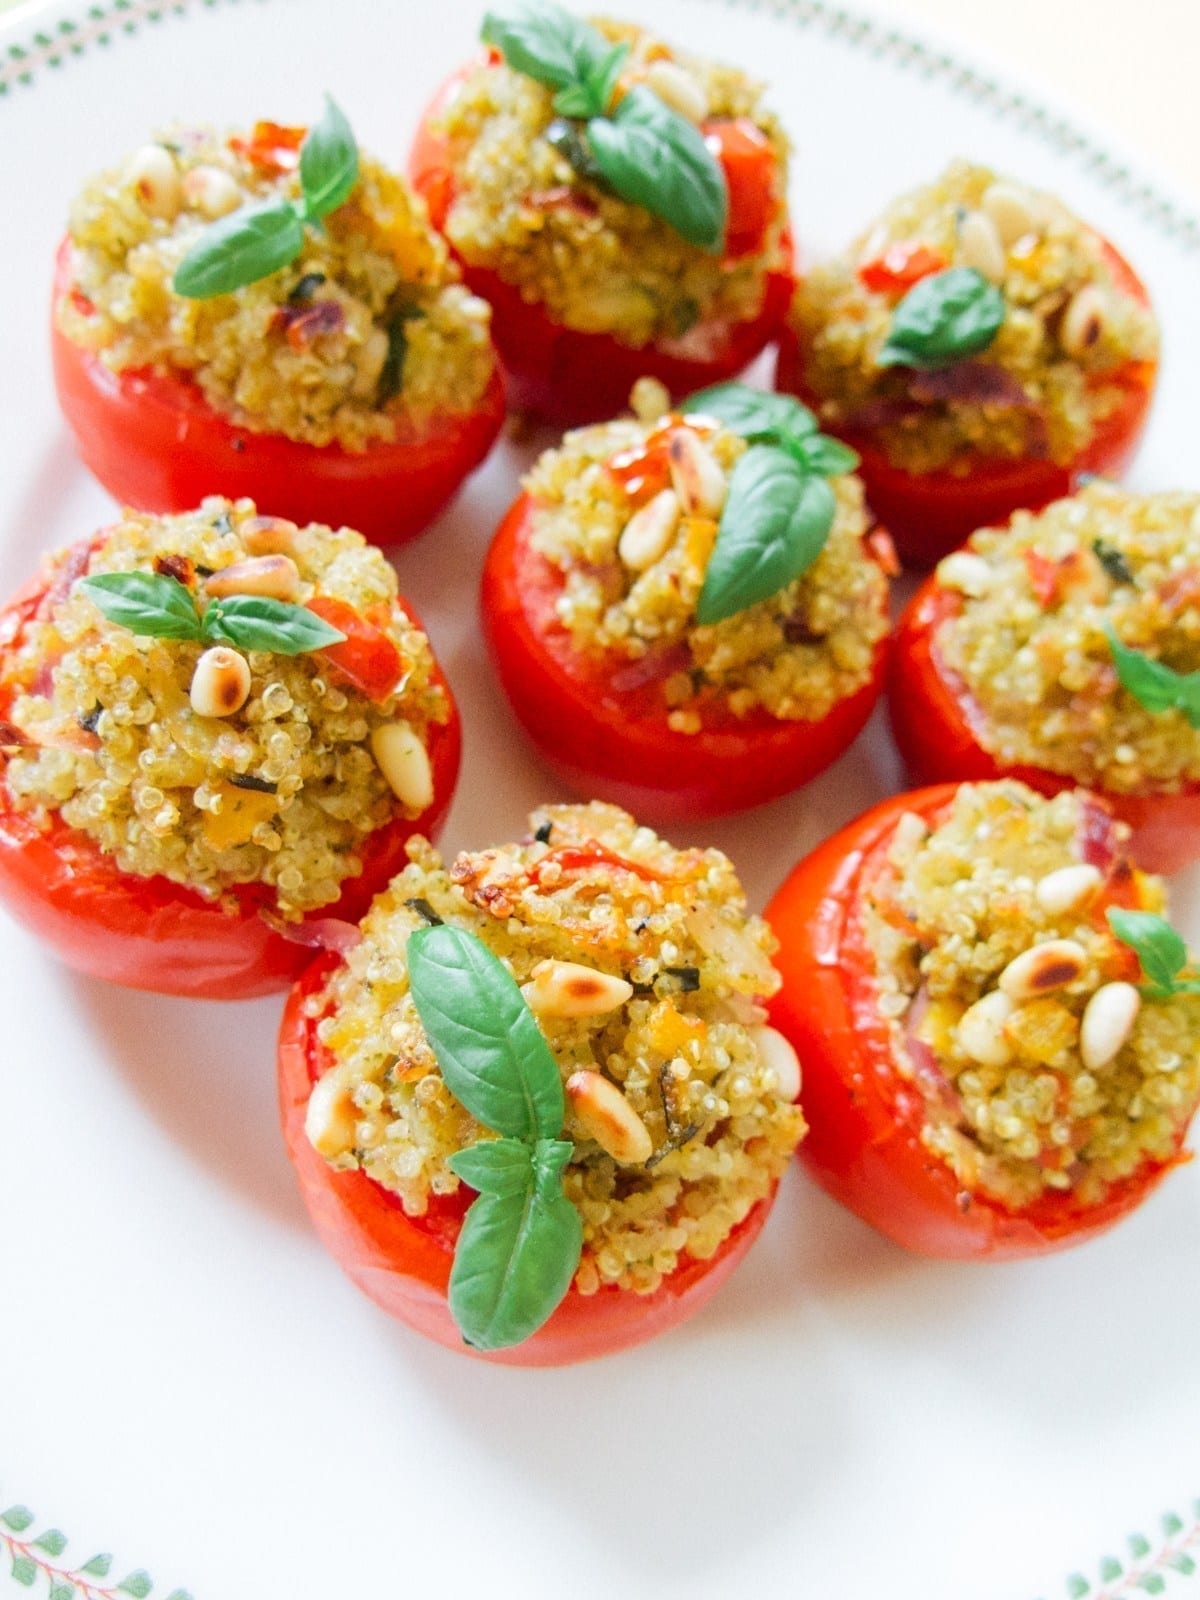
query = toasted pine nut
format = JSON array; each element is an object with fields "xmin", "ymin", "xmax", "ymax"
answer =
[
  {"xmin": 998, "ymin": 939, "xmax": 1088, "ymax": 1001},
  {"xmin": 1035, "ymin": 863, "xmax": 1103, "ymax": 917},
  {"xmin": 240, "ymin": 515, "xmax": 299, "ymax": 556},
  {"xmin": 1079, "ymin": 981, "xmax": 1140, "ymax": 1071},
  {"xmin": 182, "ymin": 164, "xmax": 242, "ymax": 219},
  {"xmin": 644, "ymin": 59, "xmax": 708, "ymax": 123},
  {"xmin": 371, "ymin": 721, "xmax": 433, "ymax": 812},
  {"xmin": 566, "ymin": 1070, "xmax": 653, "ymax": 1164},
  {"xmin": 618, "ymin": 489, "xmax": 680, "ymax": 571},
  {"xmin": 957, "ymin": 990, "xmax": 1015, "ymax": 1067},
  {"xmin": 206, "ymin": 555, "xmax": 301, "ymax": 602},
  {"xmin": 305, "ymin": 1062, "xmax": 360, "ymax": 1160},
  {"xmin": 937, "ymin": 550, "xmax": 994, "ymax": 597},
  {"xmin": 668, "ymin": 428, "xmax": 727, "ymax": 519},
  {"xmin": 521, "ymin": 960, "xmax": 633, "ymax": 1018},
  {"xmin": 128, "ymin": 144, "xmax": 181, "ymax": 220},
  {"xmin": 752, "ymin": 1025, "xmax": 802, "ymax": 1101},
  {"xmin": 1060, "ymin": 286, "xmax": 1108, "ymax": 357},
  {"xmin": 981, "ymin": 181, "xmax": 1039, "ymax": 246},
  {"xmin": 190, "ymin": 646, "xmax": 251, "ymax": 718},
  {"xmin": 957, "ymin": 210, "xmax": 1007, "ymax": 282}
]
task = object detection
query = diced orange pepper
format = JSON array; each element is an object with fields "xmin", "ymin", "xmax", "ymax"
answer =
[
  {"xmin": 203, "ymin": 784, "xmax": 278, "ymax": 850},
  {"xmin": 228, "ymin": 121, "xmax": 306, "ymax": 175},
  {"xmin": 647, "ymin": 998, "xmax": 707, "ymax": 1059},
  {"xmin": 857, "ymin": 242, "xmax": 947, "ymax": 295}
]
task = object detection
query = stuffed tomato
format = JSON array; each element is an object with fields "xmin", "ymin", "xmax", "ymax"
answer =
[
  {"xmin": 481, "ymin": 381, "xmax": 891, "ymax": 821},
  {"xmin": 778, "ymin": 162, "xmax": 1158, "ymax": 565},
  {"xmin": 889, "ymin": 482, "xmax": 1200, "ymax": 874},
  {"xmin": 0, "ymin": 501, "xmax": 459, "ymax": 998},
  {"xmin": 408, "ymin": 5, "xmax": 794, "ymax": 423},
  {"xmin": 52, "ymin": 104, "xmax": 503, "ymax": 545},
  {"xmin": 278, "ymin": 802, "xmax": 806, "ymax": 1364},
  {"xmin": 766, "ymin": 780, "xmax": 1200, "ymax": 1259}
]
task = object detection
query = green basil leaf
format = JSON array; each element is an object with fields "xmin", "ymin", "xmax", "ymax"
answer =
[
  {"xmin": 200, "ymin": 596, "xmax": 346, "ymax": 654},
  {"xmin": 588, "ymin": 85, "xmax": 727, "ymax": 251},
  {"xmin": 877, "ymin": 266, "xmax": 1005, "ymax": 371},
  {"xmin": 696, "ymin": 445, "xmax": 836, "ymax": 625},
  {"xmin": 407, "ymin": 924, "xmax": 565, "ymax": 1141},
  {"xmin": 482, "ymin": 0, "xmax": 609, "ymax": 93},
  {"xmin": 789, "ymin": 432, "xmax": 861, "ymax": 476},
  {"xmin": 1106, "ymin": 624, "xmax": 1200, "ymax": 728},
  {"xmin": 299, "ymin": 95, "xmax": 359, "ymax": 220},
  {"xmin": 685, "ymin": 382, "xmax": 818, "ymax": 444},
  {"xmin": 553, "ymin": 39, "xmax": 628, "ymax": 119},
  {"xmin": 449, "ymin": 1136, "xmax": 534, "ymax": 1197},
  {"xmin": 448, "ymin": 1139, "xmax": 582, "ymax": 1350},
  {"xmin": 1107, "ymin": 907, "xmax": 1190, "ymax": 995},
  {"xmin": 76, "ymin": 572, "xmax": 202, "ymax": 641},
  {"xmin": 173, "ymin": 199, "xmax": 305, "ymax": 299}
]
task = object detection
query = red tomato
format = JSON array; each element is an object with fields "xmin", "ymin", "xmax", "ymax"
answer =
[
  {"xmin": 408, "ymin": 65, "xmax": 795, "ymax": 425},
  {"xmin": 50, "ymin": 241, "xmax": 505, "ymax": 548},
  {"xmin": 0, "ymin": 547, "xmax": 461, "ymax": 999},
  {"xmin": 278, "ymin": 951, "xmax": 776, "ymax": 1365},
  {"xmin": 776, "ymin": 237, "xmax": 1157, "ymax": 566},
  {"xmin": 703, "ymin": 118, "xmax": 778, "ymax": 259},
  {"xmin": 765, "ymin": 784, "xmax": 1187, "ymax": 1259},
  {"xmin": 480, "ymin": 492, "xmax": 888, "ymax": 822},
  {"xmin": 887, "ymin": 576, "xmax": 1200, "ymax": 874},
  {"xmin": 856, "ymin": 241, "xmax": 948, "ymax": 295}
]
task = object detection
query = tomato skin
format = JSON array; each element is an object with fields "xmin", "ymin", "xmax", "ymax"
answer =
[
  {"xmin": 408, "ymin": 66, "xmax": 795, "ymax": 425},
  {"xmin": 888, "ymin": 577, "xmax": 1200, "ymax": 875},
  {"xmin": 765, "ymin": 785, "xmax": 1184, "ymax": 1259},
  {"xmin": 0, "ymin": 550, "xmax": 461, "ymax": 999},
  {"xmin": 278, "ymin": 953, "xmax": 776, "ymax": 1366},
  {"xmin": 775, "ymin": 238, "xmax": 1156, "ymax": 567},
  {"xmin": 50, "ymin": 240, "xmax": 505, "ymax": 548},
  {"xmin": 480, "ymin": 493, "xmax": 888, "ymax": 822}
]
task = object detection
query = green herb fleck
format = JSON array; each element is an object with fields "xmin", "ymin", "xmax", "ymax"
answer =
[{"xmin": 1093, "ymin": 539, "xmax": 1134, "ymax": 586}]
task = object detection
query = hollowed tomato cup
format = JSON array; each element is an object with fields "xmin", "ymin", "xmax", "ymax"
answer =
[
  {"xmin": 278, "ymin": 952, "xmax": 775, "ymax": 1366},
  {"xmin": 0, "ymin": 551, "xmax": 461, "ymax": 1000},
  {"xmin": 480, "ymin": 491, "xmax": 888, "ymax": 823},
  {"xmin": 888, "ymin": 577, "xmax": 1200, "ymax": 875},
  {"xmin": 775, "ymin": 239, "xmax": 1156, "ymax": 568},
  {"xmin": 409, "ymin": 65, "xmax": 795, "ymax": 426},
  {"xmin": 51, "ymin": 240, "xmax": 505, "ymax": 548},
  {"xmin": 765, "ymin": 783, "xmax": 1186, "ymax": 1259}
]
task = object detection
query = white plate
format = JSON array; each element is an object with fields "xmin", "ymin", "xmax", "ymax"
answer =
[{"xmin": 1, "ymin": 3, "xmax": 1198, "ymax": 1597}]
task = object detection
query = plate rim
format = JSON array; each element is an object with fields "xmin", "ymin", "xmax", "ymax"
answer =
[{"xmin": 0, "ymin": 2, "xmax": 1197, "ymax": 1597}]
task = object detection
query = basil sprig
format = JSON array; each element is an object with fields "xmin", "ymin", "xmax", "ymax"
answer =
[
  {"xmin": 407, "ymin": 924, "xmax": 582, "ymax": 1351},
  {"xmin": 877, "ymin": 266, "xmax": 1006, "ymax": 371},
  {"xmin": 174, "ymin": 96, "xmax": 359, "ymax": 299},
  {"xmin": 1107, "ymin": 908, "xmax": 1200, "ymax": 1001},
  {"xmin": 685, "ymin": 382, "xmax": 860, "ymax": 625},
  {"xmin": 481, "ymin": 1, "xmax": 727, "ymax": 250},
  {"xmin": 76, "ymin": 571, "xmax": 346, "ymax": 656},
  {"xmin": 1105, "ymin": 624, "xmax": 1200, "ymax": 728}
]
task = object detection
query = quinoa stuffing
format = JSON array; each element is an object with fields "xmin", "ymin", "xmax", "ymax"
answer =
[
  {"xmin": 431, "ymin": 21, "xmax": 790, "ymax": 346},
  {"xmin": 933, "ymin": 483, "xmax": 1200, "ymax": 792},
  {"xmin": 525, "ymin": 382, "xmax": 888, "ymax": 729},
  {"xmin": 305, "ymin": 802, "xmax": 806, "ymax": 1297},
  {"xmin": 57, "ymin": 123, "xmax": 496, "ymax": 449},
  {"xmin": 792, "ymin": 161, "xmax": 1159, "ymax": 474},
  {"xmin": 0, "ymin": 500, "xmax": 449, "ymax": 918},
  {"xmin": 864, "ymin": 782, "xmax": 1200, "ymax": 1209}
]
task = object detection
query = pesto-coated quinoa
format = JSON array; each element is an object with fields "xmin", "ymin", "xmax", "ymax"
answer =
[
  {"xmin": 864, "ymin": 783, "xmax": 1200, "ymax": 1209},
  {"xmin": 793, "ymin": 161, "xmax": 1159, "ymax": 474},
  {"xmin": 934, "ymin": 484, "xmax": 1200, "ymax": 792},
  {"xmin": 305, "ymin": 802, "xmax": 806, "ymax": 1297},
  {"xmin": 58, "ymin": 124, "xmax": 496, "ymax": 450},
  {"xmin": 0, "ymin": 500, "xmax": 449, "ymax": 918},
  {"xmin": 433, "ymin": 21, "xmax": 790, "ymax": 346},
  {"xmin": 526, "ymin": 382, "xmax": 888, "ymax": 729}
]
